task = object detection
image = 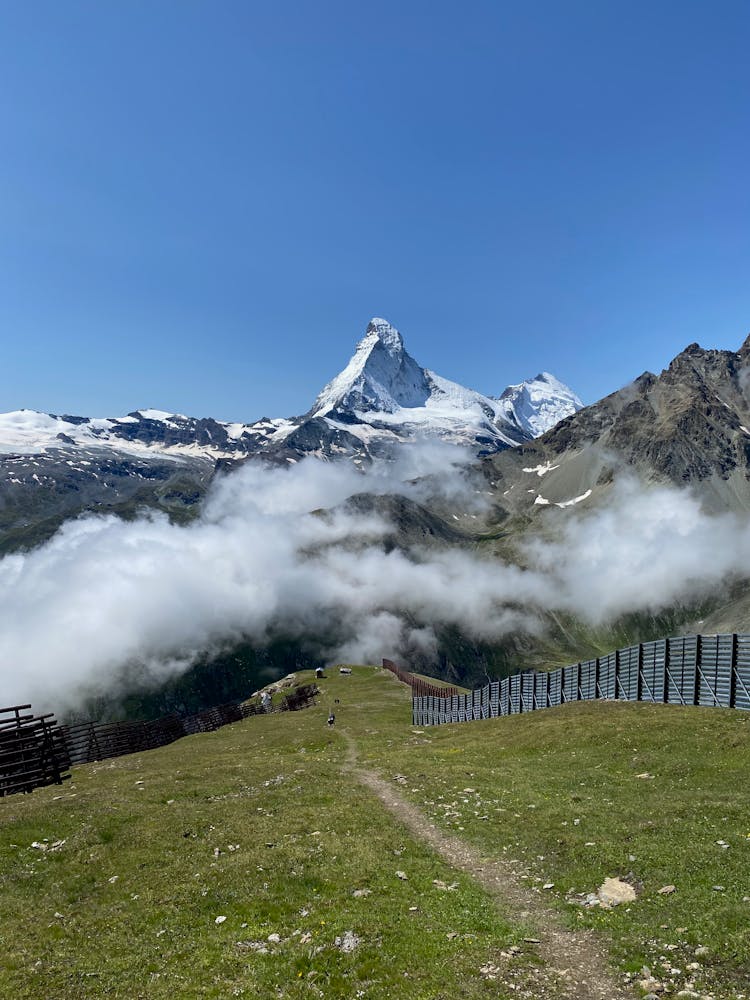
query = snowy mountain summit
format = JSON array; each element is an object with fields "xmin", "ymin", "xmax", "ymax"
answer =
[
  {"xmin": 304, "ymin": 317, "xmax": 582, "ymax": 454},
  {"xmin": 498, "ymin": 372, "xmax": 584, "ymax": 439},
  {"xmin": 312, "ymin": 319, "xmax": 430, "ymax": 416},
  {"xmin": 0, "ymin": 315, "xmax": 582, "ymax": 550}
]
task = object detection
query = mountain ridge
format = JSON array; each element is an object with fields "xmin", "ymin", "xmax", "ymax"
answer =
[
  {"xmin": 0, "ymin": 317, "xmax": 581, "ymax": 464},
  {"xmin": 486, "ymin": 330, "xmax": 750, "ymax": 522},
  {"xmin": 0, "ymin": 316, "xmax": 581, "ymax": 554}
]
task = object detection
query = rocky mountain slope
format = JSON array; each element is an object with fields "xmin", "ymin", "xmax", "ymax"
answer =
[{"xmin": 485, "ymin": 332, "xmax": 750, "ymax": 520}]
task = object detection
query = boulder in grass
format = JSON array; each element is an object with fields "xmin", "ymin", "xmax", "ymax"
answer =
[{"xmin": 597, "ymin": 877, "xmax": 637, "ymax": 909}]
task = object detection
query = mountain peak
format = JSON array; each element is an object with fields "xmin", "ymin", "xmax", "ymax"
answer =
[
  {"xmin": 311, "ymin": 318, "xmax": 430, "ymax": 417},
  {"xmin": 497, "ymin": 372, "xmax": 583, "ymax": 437},
  {"xmin": 308, "ymin": 317, "xmax": 583, "ymax": 446},
  {"xmin": 365, "ymin": 317, "xmax": 403, "ymax": 351}
]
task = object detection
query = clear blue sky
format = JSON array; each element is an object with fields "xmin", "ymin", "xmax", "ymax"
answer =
[{"xmin": 1, "ymin": 1, "xmax": 748, "ymax": 422}]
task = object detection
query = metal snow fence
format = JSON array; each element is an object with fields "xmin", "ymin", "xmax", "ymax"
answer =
[
  {"xmin": 598, "ymin": 653, "xmax": 616, "ymax": 699},
  {"xmin": 697, "ymin": 634, "xmax": 733, "ymax": 708},
  {"xmin": 49, "ymin": 687, "xmax": 319, "ymax": 775},
  {"xmin": 490, "ymin": 681, "xmax": 500, "ymax": 717},
  {"xmin": 481, "ymin": 685, "xmax": 490, "ymax": 719},
  {"xmin": 520, "ymin": 673, "xmax": 534, "ymax": 712},
  {"xmin": 509, "ymin": 674, "xmax": 521, "ymax": 714},
  {"xmin": 736, "ymin": 635, "xmax": 750, "ymax": 711},
  {"xmin": 470, "ymin": 688, "xmax": 480, "ymax": 720},
  {"xmin": 640, "ymin": 639, "xmax": 666, "ymax": 703},
  {"xmin": 500, "ymin": 677, "xmax": 510, "ymax": 715},
  {"xmin": 580, "ymin": 660, "xmax": 597, "ymax": 702},
  {"xmin": 548, "ymin": 668, "xmax": 562, "ymax": 707},
  {"xmin": 667, "ymin": 635, "xmax": 697, "ymax": 705},
  {"xmin": 409, "ymin": 632, "xmax": 750, "ymax": 727},
  {"xmin": 533, "ymin": 671, "xmax": 549, "ymax": 710},
  {"xmin": 616, "ymin": 645, "xmax": 639, "ymax": 700},
  {"xmin": 562, "ymin": 664, "xmax": 579, "ymax": 703},
  {"xmin": 0, "ymin": 705, "xmax": 70, "ymax": 797}
]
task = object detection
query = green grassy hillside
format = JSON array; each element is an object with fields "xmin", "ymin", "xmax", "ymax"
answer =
[{"xmin": 2, "ymin": 668, "xmax": 748, "ymax": 998}]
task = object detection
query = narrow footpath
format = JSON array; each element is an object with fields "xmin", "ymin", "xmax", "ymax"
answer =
[{"xmin": 342, "ymin": 729, "xmax": 633, "ymax": 1000}]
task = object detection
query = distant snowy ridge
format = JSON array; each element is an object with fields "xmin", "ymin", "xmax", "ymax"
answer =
[
  {"xmin": 0, "ymin": 317, "xmax": 582, "ymax": 462},
  {"xmin": 0, "ymin": 407, "xmax": 294, "ymax": 460}
]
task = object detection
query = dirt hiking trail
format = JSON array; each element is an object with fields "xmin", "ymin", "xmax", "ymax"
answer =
[{"xmin": 342, "ymin": 729, "xmax": 633, "ymax": 1000}]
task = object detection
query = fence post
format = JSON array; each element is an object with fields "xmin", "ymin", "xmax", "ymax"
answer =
[
  {"xmin": 614, "ymin": 649, "xmax": 620, "ymax": 700},
  {"xmin": 635, "ymin": 642, "xmax": 643, "ymax": 701},
  {"xmin": 731, "ymin": 633, "xmax": 738, "ymax": 709},
  {"xmin": 694, "ymin": 634, "xmax": 702, "ymax": 706}
]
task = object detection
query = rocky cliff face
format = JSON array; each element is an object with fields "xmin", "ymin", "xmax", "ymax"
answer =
[{"xmin": 487, "ymin": 333, "xmax": 750, "ymax": 519}]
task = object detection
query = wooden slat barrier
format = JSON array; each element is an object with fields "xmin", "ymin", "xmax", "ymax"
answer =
[
  {"xmin": 0, "ymin": 705, "xmax": 70, "ymax": 797},
  {"xmin": 1, "ymin": 683, "xmax": 319, "ymax": 797}
]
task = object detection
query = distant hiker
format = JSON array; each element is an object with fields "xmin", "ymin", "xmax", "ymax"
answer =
[
  {"xmin": 327, "ymin": 711, "xmax": 335, "ymax": 727},
  {"xmin": 261, "ymin": 692, "xmax": 272, "ymax": 713},
  {"xmin": 315, "ymin": 667, "xmax": 325, "ymax": 679}
]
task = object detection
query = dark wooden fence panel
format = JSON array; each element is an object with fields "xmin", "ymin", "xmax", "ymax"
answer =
[
  {"xmin": 1, "ymin": 683, "xmax": 318, "ymax": 797},
  {"xmin": 0, "ymin": 705, "xmax": 70, "ymax": 797}
]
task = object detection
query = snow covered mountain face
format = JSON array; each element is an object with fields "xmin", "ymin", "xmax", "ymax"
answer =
[
  {"xmin": 301, "ymin": 318, "xmax": 582, "ymax": 457},
  {"xmin": 0, "ymin": 318, "xmax": 581, "ymax": 552}
]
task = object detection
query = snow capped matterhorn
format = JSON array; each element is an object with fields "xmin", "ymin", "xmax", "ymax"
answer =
[
  {"xmin": 0, "ymin": 316, "xmax": 582, "ymax": 468},
  {"xmin": 312, "ymin": 318, "xmax": 432, "ymax": 416},
  {"xmin": 303, "ymin": 317, "xmax": 582, "ymax": 454}
]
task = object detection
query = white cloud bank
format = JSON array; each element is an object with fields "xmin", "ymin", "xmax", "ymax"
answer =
[{"xmin": 1, "ymin": 450, "xmax": 749, "ymax": 711}]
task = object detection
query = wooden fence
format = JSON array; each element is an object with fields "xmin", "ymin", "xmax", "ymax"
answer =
[
  {"xmin": 400, "ymin": 633, "xmax": 750, "ymax": 726},
  {"xmin": 60, "ymin": 684, "xmax": 319, "ymax": 766},
  {"xmin": 1, "ymin": 684, "xmax": 318, "ymax": 796},
  {"xmin": 0, "ymin": 704, "xmax": 70, "ymax": 797}
]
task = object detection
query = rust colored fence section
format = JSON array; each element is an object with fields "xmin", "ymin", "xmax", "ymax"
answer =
[
  {"xmin": 382, "ymin": 658, "xmax": 460, "ymax": 699},
  {"xmin": 0, "ymin": 704, "xmax": 70, "ymax": 797}
]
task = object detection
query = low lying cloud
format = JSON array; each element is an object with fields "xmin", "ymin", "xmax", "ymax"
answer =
[
  {"xmin": 1, "ymin": 448, "xmax": 750, "ymax": 711},
  {"xmin": 525, "ymin": 476, "xmax": 750, "ymax": 622}
]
